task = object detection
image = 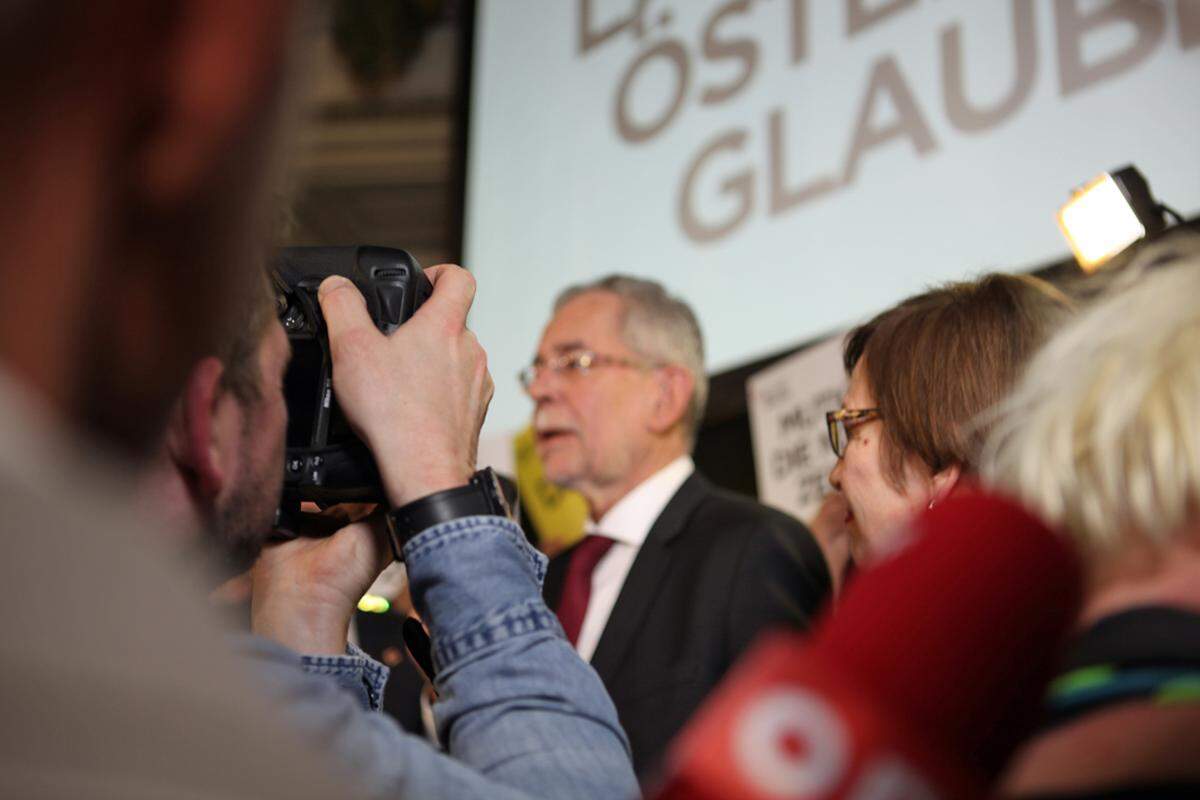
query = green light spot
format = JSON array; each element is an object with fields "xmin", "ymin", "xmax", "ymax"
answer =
[
  {"xmin": 1157, "ymin": 677, "xmax": 1200, "ymax": 705},
  {"xmin": 1051, "ymin": 665, "xmax": 1114, "ymax": 696},
  {"xmin": 357, "ymin": 594, "xmax": 390, "ymax": 614}
]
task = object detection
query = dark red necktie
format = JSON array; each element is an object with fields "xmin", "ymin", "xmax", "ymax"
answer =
[{"xmin": 555, "ymin": 534, "xmax": 615, "ymax": 646}]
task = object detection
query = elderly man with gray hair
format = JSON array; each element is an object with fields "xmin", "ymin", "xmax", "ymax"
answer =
[
  {"xmin": 521, "ymin": 274, "xmax": 831, "ymax": 777},
  {"xmin": 979, "ymin": 237, "xmax": 1200, "ymax": 797}
]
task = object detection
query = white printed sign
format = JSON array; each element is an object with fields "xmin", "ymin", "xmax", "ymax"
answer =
[{"xmin": 747, "ymin": 334, "xmax": 847, "ymax": 523}]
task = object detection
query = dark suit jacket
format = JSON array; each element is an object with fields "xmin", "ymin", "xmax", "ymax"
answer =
[{"xmin": 544, "ymin": 471, "xmax": 831, "ymax": 778}]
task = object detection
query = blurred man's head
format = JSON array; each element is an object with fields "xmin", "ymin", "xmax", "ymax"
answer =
[
  {"xmin": 0, "ymin": 0, "xmax": 301, "ymax": 460},
  {"xmin": 523, "ymin": 275, "xmax": 705, "ymax": 518},
  {"xmin": 151, "ymin": 269, "xmax": 288, "ymax": 574},
  {"xmin": 211, "ymin": 274, "xmax": 291, "ymax": 570},
  {"xmin": 216, "ymin": 323, "xmax": 289, "ymax": 571}
]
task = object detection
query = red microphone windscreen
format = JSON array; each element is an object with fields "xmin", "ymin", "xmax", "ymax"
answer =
[
  {"xmin": 816, "ymin": 491, "xmax": 1082, "ymax": 778},
  {"xmin": 655, "ymin": 492, "xmax": 1082, "ymax": 800}
]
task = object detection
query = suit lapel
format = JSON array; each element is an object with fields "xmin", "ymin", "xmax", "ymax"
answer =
[{"xmin": 588, "ymin": 472, "xmax": 711, "ymax": 682}]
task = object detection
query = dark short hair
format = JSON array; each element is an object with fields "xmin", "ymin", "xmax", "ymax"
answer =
[
  {"xmin": 844, "ymin": 273, "xmax": 1072, "ymax": 489},
  {"xmin": 217, "ymin": 267, "xmax": 278, "ymax": 404}
]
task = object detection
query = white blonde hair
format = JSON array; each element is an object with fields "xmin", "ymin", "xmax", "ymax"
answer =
[{"xmin": 980, "ymin": 235, "xmax": 1200, "ymax": 553}]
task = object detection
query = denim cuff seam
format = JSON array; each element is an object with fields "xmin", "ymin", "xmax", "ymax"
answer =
[
  {"xmin": 299, "ymin": 646, "xmax": 389, "ymax": 710},
  {"xmin": 348, "ymin": 643, "xmax": 388, "ymax": 709},
  {"xmin": 432, "ymin": 597, "xmax": 563, "ymax": 670},
  {"xmin": 404, "ymin": 516, "xmax": 545, "ymax": 582}
]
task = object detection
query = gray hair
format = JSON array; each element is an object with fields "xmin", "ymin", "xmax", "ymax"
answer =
[
  {"xmin": 980, "ymin": 234, "xmax": 1200, "ymax": 554},
  {"xmin": 555, "ymin": 275, "xmax": 708, "ymax": 441}
]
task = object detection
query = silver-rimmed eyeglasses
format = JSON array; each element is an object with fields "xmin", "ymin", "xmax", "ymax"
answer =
[{"xmin": 518, "ymin": 350, "xmax": 656, "ymax": 390}]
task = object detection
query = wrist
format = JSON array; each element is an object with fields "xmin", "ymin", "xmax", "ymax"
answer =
[
  {"xmin": 385, "ymin": 468, "xmax": 512, "ymax": 560},
  {"xmin": 382, "ymin": 473, "xmax": 471, "ymax": 509},
  {"xmin": 251, "ymin": 588, "xmax": 354, "ymax": 656},
  {"xmin": 375, "ymin": 450, "xmax": 471, "ymax": 508}
]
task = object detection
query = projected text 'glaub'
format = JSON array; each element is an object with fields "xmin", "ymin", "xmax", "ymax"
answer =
[{"xmin": 577, "ymin": 0, "xmax": 1194, "ymax": 244}]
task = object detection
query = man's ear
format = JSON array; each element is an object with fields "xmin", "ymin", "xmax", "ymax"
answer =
[
  {"xmin": 137, "ymin": 0, "xmax": 294, "ymax": 205},
  {"xmin": 647, "ymin": 365, "xmax": 695, "ymax": 435},
  {"xmin": 930, "ymin": 463, "xmax": 963, "ymax": 506},
  {"xmin": 166, "ymin": 356, "xmax": 240, "ymax": 501}
]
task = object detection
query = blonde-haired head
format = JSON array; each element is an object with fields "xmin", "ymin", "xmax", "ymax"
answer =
[{"xmin": 981, "ymin": 234, "xmax": 1200, "ymax": 555}]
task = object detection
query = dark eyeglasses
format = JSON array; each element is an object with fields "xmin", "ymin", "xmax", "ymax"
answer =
[
  {"xmin": 518, "ymin": 350, "xmax": 656, "ymax": 390},
  {"xmin": 825, "ymin": 408, "xmax": 880, "ymax": 458}
]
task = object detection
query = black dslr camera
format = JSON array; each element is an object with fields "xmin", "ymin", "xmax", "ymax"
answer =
[{"xmin": 273, "ymin": 246, "xmax": 432, "ymax": 508}]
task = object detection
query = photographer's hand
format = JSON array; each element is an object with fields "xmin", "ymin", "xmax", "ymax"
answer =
[
  {"xmin": 318, "ymin": 266, "xmax": 494, "ymax": 507},
  {"xmin": 251, "ymin": 508, "xmax": 390, "ymax": 655}
]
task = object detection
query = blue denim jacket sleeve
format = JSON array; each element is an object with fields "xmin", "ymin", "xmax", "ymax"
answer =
[
  {"xmin": 295, "ymin": 642, "xmax": 389, "ymax": 711},
  {"xmin": 234, "ymin": 515, "xmax": 639, "ymax": 800}
]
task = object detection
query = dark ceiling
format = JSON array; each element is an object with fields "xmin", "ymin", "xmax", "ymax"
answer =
[{"xmin": 286, "ymin": 12, "xmax": 466, "ymax": 269}]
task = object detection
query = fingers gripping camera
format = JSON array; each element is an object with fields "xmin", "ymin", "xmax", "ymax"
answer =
[{"xmin": 273, "ymin": 246, "xmax": 432, "ymax": 506}]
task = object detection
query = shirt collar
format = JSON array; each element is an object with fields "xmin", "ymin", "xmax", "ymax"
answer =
[{"xmin": 586, "ymin": 455, "xmax": 694, "ymax": 548}]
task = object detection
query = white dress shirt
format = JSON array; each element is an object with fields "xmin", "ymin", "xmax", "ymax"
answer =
[{"xmin": 574, "ymin": 455, "xmax": 695, "ymax": 661}]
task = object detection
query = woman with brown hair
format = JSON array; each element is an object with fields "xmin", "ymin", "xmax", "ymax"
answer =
[{"xmin": 821, "ymin": 273, "xmax": 1072, "ymax": 580}]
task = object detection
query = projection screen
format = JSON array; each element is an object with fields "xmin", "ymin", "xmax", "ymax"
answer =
[{"xmin": 465, "ymin": 0, "xmax": 1200, "ymax": 439}]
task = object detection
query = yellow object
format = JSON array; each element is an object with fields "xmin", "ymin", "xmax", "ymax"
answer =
[
  {"xmin": 513, "ymin": 425, "xmax": 588, "ymax": 556},
  {"xmin": 357, "ymin": 594, "xmax": 390, "ymax": 614}
]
